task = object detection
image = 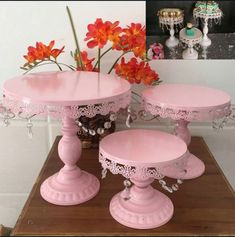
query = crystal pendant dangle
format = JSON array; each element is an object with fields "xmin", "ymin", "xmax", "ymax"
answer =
[
  {"xmin": 27, "ymin": 118, "xmax": 33, "ymax": 139},
  {"xmin": 88, "ymin": 129, "xmax": 96, "ymax": 136},
  {"xmin": 3, "ymin": 114, "xmax": 10, "ymax": 127},
  {"xmin": 104, "ymin": 121, "xmax": 111, "ymax": 129},
  {"xmin": 109, "ymin": 113, "xmax": 117, "ymax": 122},
  {"xmin": 1, "ymin": 108, "xmax": 14, "ymax": 127},
  {"xmin": 121, "ymin": 179, "xmax": 132, "ymax": 200},
  {"xmin": 101, "ymin": 168, "xmax": 107, "ymax": 179},
  {"xmin": 126, "ymin": 106, "xmax": 132, "ymax": 128},
  {"xmin": 97, "ymin": 127, "xmax": 104, "ymax": 135}
]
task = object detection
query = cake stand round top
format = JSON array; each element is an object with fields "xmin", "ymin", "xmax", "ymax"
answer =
[
  {"xmin": 179, "ymin": 28, "xmax": 202, "ymax": 45},
  {"xmin": 142, "ymin": 84, "xmax": 231, "ymax": 121},
  {"xmin": 99, "ymin": 129, "xmax": 187, "ymax": 168},
  {"xmin": 2, "ymin": 71, "xmax": 131, "ymax": 118},
  {"xmin": 193, "ymin": 6, "xmax": 222, "ymax": 19},
  {"xmin": 3, "ymin": 71, "xmax": 131, "ymax": 106}
]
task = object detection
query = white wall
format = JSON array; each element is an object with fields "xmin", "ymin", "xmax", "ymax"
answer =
[
  {"xmin": 149, "ymin": 60, "xmax": 235, "ymax": 103},
  {"xmin": 0, "ymin": 1, "xmax": 145, "ymax": 88}
]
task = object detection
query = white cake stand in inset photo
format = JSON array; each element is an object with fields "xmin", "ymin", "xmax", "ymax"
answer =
[{"xmin": 179, "ymin": 27, "xmax": 202, "ymax": 60}]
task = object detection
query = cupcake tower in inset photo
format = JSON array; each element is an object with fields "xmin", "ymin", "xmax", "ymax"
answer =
[{"xmin": 193, "ymin": 1, "xmax": 223, "ymax": 47}]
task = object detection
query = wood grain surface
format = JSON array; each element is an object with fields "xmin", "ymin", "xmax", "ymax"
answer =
[{"xmin": 12, "ymin": 136, "xmax": 235, "ymax": 236}]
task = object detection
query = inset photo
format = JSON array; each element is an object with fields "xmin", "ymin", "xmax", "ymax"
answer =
[{"xmin": 146, "ymin": 1, "xmax": 235, "ymax": 59}]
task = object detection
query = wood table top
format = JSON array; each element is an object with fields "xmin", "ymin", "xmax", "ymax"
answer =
[{"xmin": 12, "ymin": 136, "xmax": 235, "ymax": 236}]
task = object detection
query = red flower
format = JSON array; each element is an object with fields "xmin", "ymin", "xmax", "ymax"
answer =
[
  {"xmin": 76, "ymin": 51, "xmax": 97, "ymax": 72},
  {"xmin": 84, "ymin": 18, "xmax": 122, "ymax": 49},
  {"xmin": 105, "ymin": 21, "xmax": 122, "ymax": 48},
  {"xmin": 115, "ymin": 23, "xmax": 146, "ymax": 59},
  {"xmin": 115, "ymin": 57, "xmax": 159, "ymax": 85},
  {"xmin": 23, "ymin": 40, "xmax": 64, "ymax": 65}
]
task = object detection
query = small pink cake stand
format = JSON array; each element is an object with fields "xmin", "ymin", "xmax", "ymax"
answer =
[
  {"xmin": 142, "ymin": 84, "xmax": 231, "ymax": 180},
  {"xmin": 2, "ymin": 71, "xmax": 131, "ymax": 206},
  {"xmin": 99, "ymin": 129, "xmax": 187, "ymax": 229}
]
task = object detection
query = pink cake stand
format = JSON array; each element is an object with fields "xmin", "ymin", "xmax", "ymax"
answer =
[
  {"xmin": 99, "ymin": 129, "xmax": 187, "ymax": 229},
  {"xmin": 2, "ymin": 71, "xmax": 131, "ymax": 206},
  {"xmin": 142, "ymin": 84, "xmax": 231, "ymax": 180}
]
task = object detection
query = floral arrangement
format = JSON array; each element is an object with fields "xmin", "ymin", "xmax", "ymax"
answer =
[
  {"xmin": 21, "ymin": 6, "xmax": 160, "ymax": 87},
  {"xmin": 147, "ymin": 43, "xmax": 164, "ymax": 60}
]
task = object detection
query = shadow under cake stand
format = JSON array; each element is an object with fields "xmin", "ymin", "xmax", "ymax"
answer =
[
  {"xmin": 142, "ymin": 84, "xmax": 231, "ymax": 180},
  {"xmin": 2, "ymin": 71, "xmax": 131, "ymax": 205},
  {"xmin": 99, "ymin": 129, "xmax": 187, "ymax": 229}
]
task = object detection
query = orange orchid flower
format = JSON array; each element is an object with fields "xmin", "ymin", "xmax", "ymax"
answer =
[
  {"xmin": 23, "ymin": 40, "xmax": 65, "ymax": 66},
  {"xmin": 115, "ymin": 23, "xmax": 146, "ymax": 59},
  {"xmin": 76, "ymin": 51, "xmax": 97, "ymax": 71},
  {"xmin": 84, "ymin": 18, "xmax": 122, "ymax": 49},
  {"xmin": 115, "ymin": 57, "xmax": 159, "ymax": 85}
]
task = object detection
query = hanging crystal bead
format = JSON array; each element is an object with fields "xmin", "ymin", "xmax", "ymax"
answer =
[
  {"xmin": 109, "ymin": 113, "xmax": 117, "ymax": 121},
  {"xmin": 27, "ymin": 119, "xmax": 33, "ymax": 139},
  {"xmin": 172, "ymin": 184, "xmax": 179, "ymax": 191},
  {"xmin": 3, "ymin": 117, "xmax": 10, "ymax": 127},
  {"xmin": 82, "ymin": 126, "xmax": 88, "ymax": 133},
  {"xmin": 104, "ymin": 121, "xmax": 111, "ymax": 129},
  {"xmin": 76, "ymin": 121, "xmax": 83, "ymax": 127},
  {"xmin": 121, "ymin": 179, "xmax": 132, "ymax": 200},
  {"xmin": 97, "ymin": 127, "xmax": 104, "ymax": 135},
  {"xmin": 177, "ymin": 179, "xmax": 183, "ymax": 185},
  {"xmin": 88, "ymin": 129, "xmax": 96, "ymax": 136},
  {"xmin": 101, "ymin": 168, "xmax": 107, "ymax": 179}
]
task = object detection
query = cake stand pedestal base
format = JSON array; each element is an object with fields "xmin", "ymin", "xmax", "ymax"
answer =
[
  {"xmin": 162, "ymin": 152, "xmax": 205, "ymax": 179},
  {"xmin": 165, "ymin": 37, "xmax": 179, "ymax": 48},
  {"xmin": 200, "ymin": 37, "xmax": 211, "ymax": 47},
  {"xmin": 109, "ymin": 178, "xmax": 174, "ymax": 229},
  {"xmin": 173, "ymin": 120, "xmax": 205, "ymax": 179},
  {"xmin": 182, "ymin": 47, "xmax": 198, "ymax": 59},
  {"xmin": 200, "ymin": 18, "xmax": 212, "ymax": 47},
  {"xmin": 40, "ymin": 168, "xmax": 100, "ymax": 206},
  {"xmin": 40, "ymin": 114, "xmax": 100, "ymax": 206}
]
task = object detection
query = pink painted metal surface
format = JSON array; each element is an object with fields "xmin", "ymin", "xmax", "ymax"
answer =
[
  {"xmin": 142, "ymin": 84, "xmax": 231, "ymax": 121},
  {"xmin": 3, "ymin": 71, "xmax": 131, "ymax": 205},
  {"xmin": 40, "ymin": 113, "xmax": 100, "ymax": 205},
  {"xmin": 3, "ymin": 71, "xmax": 131, "ymax": 106},
  {"xmin": 142, "ymin": 83, "xmax": 231, "ymax": 180},
  {"xmin": 100, "ymin": 129, "xmax": 187, "ymax": 168},
  {"xmin": 3, "ymin": 71, "xmax": 131, "ymax": 118},
  {"xmin": 99, "ymin": 129, "xmax": 187, "ymax": 229}
]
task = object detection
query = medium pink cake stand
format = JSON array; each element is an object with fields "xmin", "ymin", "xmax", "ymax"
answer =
[
  {"xmin": 2, "ymin": 71, "xmax": 131, "ymax": 206},
  {"xmin": 142, "ymin": 84, "xmax": 231, "ymax": 180},
  {"xmin": 99, "ymin": 129, "xmax": 187, "ymax": 229}
]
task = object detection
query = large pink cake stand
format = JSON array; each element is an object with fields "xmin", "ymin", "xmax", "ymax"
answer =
[
  {"xmin": 2, "ymin": 71, "xmax": 131, "ymax": 205},
  {"xmin": 142, "ymin": 84, "xmax": 231, "ymax": 180},
  {"xmin": 99, "ymin": 129, "xmax": 187, "ymax": 229}
]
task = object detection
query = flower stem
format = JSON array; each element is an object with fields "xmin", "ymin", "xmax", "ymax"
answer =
[
  {"xmin": 66, "ymin": 6, "xmax": 84, "ymax": 70},
  {"xmin": 98, "ymin": 48, "xmax": 101, "ymax": 72},
  {"xmin": 93, "ymin": 47, "xmax": 112, "ymax": 69},
  {"xmin": 52, "ymin": 60, "xmax": 63, "ymax": 71},
  {"xmin": 22, "ymin": 62, "xmax": 56, "ymax": 75},
  {"xmin": 108, "ymin": 52, "xmax": 127, "ymax": 74},
  {"xmin": 50, "ymin": 60, "xmax": 76, "ymax": 71}
]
